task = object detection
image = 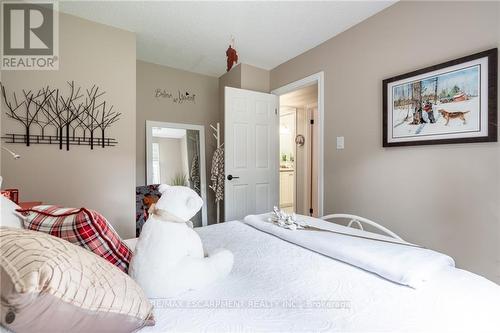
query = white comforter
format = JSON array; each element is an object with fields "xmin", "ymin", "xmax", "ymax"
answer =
[
  {"xmin": 130, "ymin": 220, "xmax": 500, "ymax": 333},
  {"xmin": 244, "ymin": 213, "xmax": 454, "ymax": 288}
]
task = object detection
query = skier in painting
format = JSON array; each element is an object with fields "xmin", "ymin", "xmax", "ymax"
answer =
[
  {"xmin": 410, "ymin": 102, "xmax": 425, "ymax": 125},
  {"xmin": 423, "ymin": 100, "xmax": 436, "ymax": 123}
]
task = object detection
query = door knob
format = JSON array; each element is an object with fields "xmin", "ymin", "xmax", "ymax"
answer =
[{"xmin": 227, "ymin": 175, "xmax": 239, "ymax": 180}]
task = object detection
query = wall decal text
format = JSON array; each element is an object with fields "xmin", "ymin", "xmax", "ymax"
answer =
[{"xmin": 155, "ymin": 89, "xmax": 196, "ymax": 104}]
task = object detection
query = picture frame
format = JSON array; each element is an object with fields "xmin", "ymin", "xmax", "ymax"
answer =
[{"xmin": 383, "ymin": 48, "xmax": 497, "ymax": 147}]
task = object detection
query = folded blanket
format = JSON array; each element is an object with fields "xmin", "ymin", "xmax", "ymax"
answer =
[{"xmin": 244, "ymin": 213, "xmax": 455, "ymax": 288}]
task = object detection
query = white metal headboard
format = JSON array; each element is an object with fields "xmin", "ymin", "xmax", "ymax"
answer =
[{"xmin": 320, "ymin": 214, "xmax": 404, "ymax": 241}]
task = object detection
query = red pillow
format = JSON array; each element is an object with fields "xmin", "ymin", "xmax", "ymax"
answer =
[{"xmin": 19, "ymin": 205, "xmax": 132, "ymax": 273}]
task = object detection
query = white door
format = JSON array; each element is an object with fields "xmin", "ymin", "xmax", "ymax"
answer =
[{"xmin": 225, "ymin": 87, "xmax": 279, "ymax": 221}]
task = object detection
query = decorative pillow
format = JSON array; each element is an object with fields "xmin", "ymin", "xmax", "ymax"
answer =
[
  {"xmin": 0, "ymin": 195, "xmax": 24, "ymax": 229},
  {"xmin": 19, "ymin": 205, "xmax": 132, "ymax": 273},
  {"xmin": 0, "ymin": 227, "xmax": 154, "ymax": 333}
]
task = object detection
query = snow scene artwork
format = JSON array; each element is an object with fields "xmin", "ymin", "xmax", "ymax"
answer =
[
  {"xmin": 392, "ymin": 66, "xmax": 479, "ymax": 137},
  {"xmin": 383, "ymin": 49, "xmax": 497, "ymax": 147}
]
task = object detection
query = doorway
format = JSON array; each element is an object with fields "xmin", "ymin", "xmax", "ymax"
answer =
[
  {"xmin": 279, "ymin": 84, "xmax": 319, "ymax": 216},
  {"xmin": 272, "ymin": 72, "xmax": 324, "ymax": 217},
  {"xmin": 223, "ymin": 72, "xmax": 324, "ymax": 221}
]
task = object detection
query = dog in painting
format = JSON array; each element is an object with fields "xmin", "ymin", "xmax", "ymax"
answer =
[{"xmin": 438, "ymin": 109, "xmax": 470, "ymax": 125}]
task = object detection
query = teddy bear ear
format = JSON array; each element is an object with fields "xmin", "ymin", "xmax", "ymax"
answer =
[
  {"xmin": 186, "ymin": 196, "xmax": 203, "ymax": 211},
  {"xmin": 158, "ymin": 184, "xmax": 170, "ymax": 194}
]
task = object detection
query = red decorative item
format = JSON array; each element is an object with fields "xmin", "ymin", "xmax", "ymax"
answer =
[
  {"xmin": 19, "ymin": 205, "xmax": 132, "ymax": 273},
  {"xmin": 1, "ymin": 189, "xmax": 19, "ymax": 204},
  {"xmin": 226, "ymin": 45, "xmax": 238, "ymax": 72}
]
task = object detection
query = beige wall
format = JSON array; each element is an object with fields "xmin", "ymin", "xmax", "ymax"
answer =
[
  {"xmin": 241, "ymin": 64, "xmax": 270, "ymax": 93},
  {"xmin": 152, "ymin": 137, "xmax": 186, "ymax": 184},
  {"xmin": 219, "ymin": 64, "xmax": 242, "ymax": 90},
  {"xmin": 1, "ymin": 13, "xmax": 136, "ymax": 238},
  {"xmin": 136, "ymin": 60, "xmax": 219, "ymax": 223},
  {"xmin": 271, "ymin": 1, "xmax": 500, "ymax": 283}
]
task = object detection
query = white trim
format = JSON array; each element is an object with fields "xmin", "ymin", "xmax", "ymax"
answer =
[
  {"xmin": 272, "ymin": 72, "xmax": 325, "ymax": 217},
  {"xmin": 146, "ymin": 120, "xmax": 208, "ymax": 227}
]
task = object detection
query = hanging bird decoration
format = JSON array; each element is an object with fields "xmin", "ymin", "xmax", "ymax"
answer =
[{"xmin": 226, "ymin": 37, "xmax": 238, "ymax": 72}]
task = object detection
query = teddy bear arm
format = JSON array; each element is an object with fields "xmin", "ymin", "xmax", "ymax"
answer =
[
  {"xmin": 170, "ymin": 251, "xmax": 234, "ymax": 293},
  {"xmin": 185, "ymin": 229, "xmax": 205, "ymax": 258}
]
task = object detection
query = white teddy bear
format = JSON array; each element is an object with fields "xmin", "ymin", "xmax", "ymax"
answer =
[{"xmin": 129, "ymin": 184, "xmax": 234, "ymax": 298}]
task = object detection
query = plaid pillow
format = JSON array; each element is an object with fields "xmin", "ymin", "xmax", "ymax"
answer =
[{"xmin": 19, "ymin": 205, "xmax": 132, "ymax": 273}]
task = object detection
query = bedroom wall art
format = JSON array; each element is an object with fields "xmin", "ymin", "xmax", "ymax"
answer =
[
  {"xmin": 1, "ymin": 81, "xmax": 121, "ymax": 150},
  {"xmin": 383, "ymin": 48, "xmax": 497, "ymax": 147}
]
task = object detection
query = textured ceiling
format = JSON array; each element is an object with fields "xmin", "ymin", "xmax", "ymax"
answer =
[{"xmin": 60, "ymin": 1, "xmax": 395, "ymax": 77}]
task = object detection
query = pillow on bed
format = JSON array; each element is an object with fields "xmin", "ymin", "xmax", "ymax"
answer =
[
  {"xmin": 0, "ymin": 195, "xmax": 24, "ymax": 229},
  {"xmin": 0, "ymin": 227, "xmax": 154, "ymax": 333},
  {"xmin": 19, "ymin": 205, "xmax": 132, "ymax": 273}
]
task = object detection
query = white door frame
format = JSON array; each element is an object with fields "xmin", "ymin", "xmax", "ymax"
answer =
[
  {"xmin": 271, "ymin": 71, "xmax": 325, "ymax": 217},
  {"xmin": 146, "ymin": 120, "xmax": 208, "ymax": 226}
]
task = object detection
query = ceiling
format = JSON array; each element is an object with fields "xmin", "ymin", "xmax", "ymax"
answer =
[
  {"xmin": 59, "ymin": 1, "xmax": 395, "ymax": 77},
  {"xmin": 280, "ymin": 84, "xmax": 318, "ymax": 108}
]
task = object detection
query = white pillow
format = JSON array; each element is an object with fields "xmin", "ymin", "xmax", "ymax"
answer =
[{"xmin": 1, "ymin": 195, "xmax": 24, "ymax": 228}]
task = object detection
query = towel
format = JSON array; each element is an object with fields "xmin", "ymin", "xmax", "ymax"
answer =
[
  {"xmin": 244, "ymin": 213, "xmax": 455, "ymax": 288},
  {"xmin": 210, "ymin": 147, "xmax": 224, "ymax": 202},
  {"xmin": 190, "ymin": 153, "xmax": 201, "ymax": 195}
]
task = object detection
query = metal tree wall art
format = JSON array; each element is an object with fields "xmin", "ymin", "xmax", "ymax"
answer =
[{"xmin": 1, "ymin": 82, "xmax": 121, "ymax": 150}]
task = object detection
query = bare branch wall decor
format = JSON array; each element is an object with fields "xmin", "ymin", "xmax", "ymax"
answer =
[{"xmin": 1, "ymin": 82, "xmax": 121, "ymax": 150}]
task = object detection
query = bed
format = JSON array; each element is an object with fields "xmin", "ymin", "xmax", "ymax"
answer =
[{"xmin": 124, "ymin": 215, "xmax": 500, "ymax": 333}]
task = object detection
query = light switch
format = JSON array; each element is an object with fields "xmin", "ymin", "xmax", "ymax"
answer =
[{"xmin": 336, "ymin": 136, "xmax": 344, "ymax": 150}]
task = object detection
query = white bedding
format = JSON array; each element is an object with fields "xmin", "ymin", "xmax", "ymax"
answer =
[
  {"xmin": 244, "ymin": 213, "xmax": 455, "ymax": 288},
  {"xmin": 129, "ymin": 220, "xmax": 500, "ymax": 333}
]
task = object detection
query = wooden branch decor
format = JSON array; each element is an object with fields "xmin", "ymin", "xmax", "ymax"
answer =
[{"xmin": 1, "ymin": 82, "xmax": 121, "ymax": 150}]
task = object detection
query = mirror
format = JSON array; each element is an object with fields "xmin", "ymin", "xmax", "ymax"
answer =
[{"xmin": 146, "ymin": 121, "xmax": 207, "ymax": 227}]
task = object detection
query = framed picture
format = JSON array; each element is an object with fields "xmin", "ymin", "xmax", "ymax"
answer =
[{"xmin": 383, "ymin": 48, "xmax": 497, "ymax": 147}]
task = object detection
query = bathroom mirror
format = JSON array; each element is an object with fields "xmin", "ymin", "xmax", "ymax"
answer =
[{"xmin": 146, "ymin": 121, "xmax": 207, "ymax": 227}]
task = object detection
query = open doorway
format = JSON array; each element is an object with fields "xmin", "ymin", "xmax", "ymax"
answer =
[{"xmin": 278, "ymin": 83, "xmax": 319, "ymax": 216}]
